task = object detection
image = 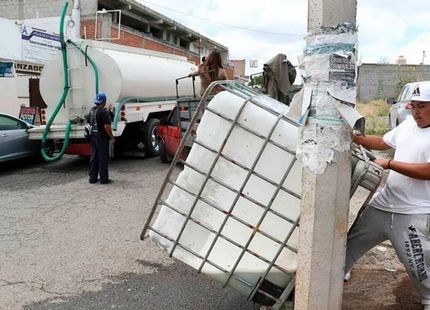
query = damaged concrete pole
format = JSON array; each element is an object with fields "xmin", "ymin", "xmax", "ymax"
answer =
[{"xmin": 294, "ymin": 0, "xmax": 358, "ymax": 309}]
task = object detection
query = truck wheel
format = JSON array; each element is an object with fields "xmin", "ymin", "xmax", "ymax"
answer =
[
  {"xmin": 159, "ymin": 139, "xmax": 172, "ymax": 163},
  {"xmin": 143, "ymin": 118, "xmax": 160, "ymax": 157},
  {"xmin": 44, "ymin": 140, "xmax": 55, "ymax": 157}
]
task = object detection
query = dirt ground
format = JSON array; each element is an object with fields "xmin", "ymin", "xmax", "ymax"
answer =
[
  {"xmin": 342, "ymin": 150, "xmax": 422, "ymax": 309},
  {"xmin": 343, "ymin": 269, "xmax": 421, "ymax": 309}
]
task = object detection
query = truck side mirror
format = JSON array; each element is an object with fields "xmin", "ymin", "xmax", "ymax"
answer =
[{"xmin": 387, "ymin": 97, "xmax": 396, "ymax": 105}]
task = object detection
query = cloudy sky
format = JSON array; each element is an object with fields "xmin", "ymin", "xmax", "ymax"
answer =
[{"xmin": 138, "ymin": 0, "xmax": 430, "ymax": 75}]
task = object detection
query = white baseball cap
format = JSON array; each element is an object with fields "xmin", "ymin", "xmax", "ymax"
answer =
[{"xmin": 411, "ymin": 82, "xmax": 430, "ymax": 102}]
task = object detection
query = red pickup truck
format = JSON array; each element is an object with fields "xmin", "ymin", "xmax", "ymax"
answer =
[
  {"xmin": 158, "ymin": 97, "xmax": 200, "ymax": 163},
  {"xmin": 157, "ymin": 74, "xmax": 204, "ymax": 163}
]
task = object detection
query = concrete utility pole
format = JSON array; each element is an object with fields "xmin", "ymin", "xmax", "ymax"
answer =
[{"xmin": 295, "ymin": 0, "xmax": 358, "ymax": 309}]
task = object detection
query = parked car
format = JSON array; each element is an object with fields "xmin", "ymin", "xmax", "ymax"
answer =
[
  {"xmin": 386, "ymin": 82, "xmax": 423, "ymax": 129},
  {"xmin": 0, "ymin": 113, "xmax": 39, "ymax": 163}
]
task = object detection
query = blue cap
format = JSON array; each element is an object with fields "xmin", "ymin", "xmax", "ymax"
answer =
[{"xmin": 94, "ymin": 92, "xmax": 107, "ymax": 105}]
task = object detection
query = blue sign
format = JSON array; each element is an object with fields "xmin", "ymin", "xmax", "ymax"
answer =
[{"xmin": 0, "ymin": 62, "xmax": 14, "ymax": 77}]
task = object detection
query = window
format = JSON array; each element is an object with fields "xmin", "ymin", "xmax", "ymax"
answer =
[
  {"xmin": 403, "ymin": 84, "xmax": 414, "ymax": 101},
  {"xmin": 0, "ymin": 115, "xmax": 26, "ymax": 131},
  {"xmin": 179, "ymin": 40, "xmax": 189, "ymax": 49},
  {"xmin": 397, "ymin": 86, "xmax": 407, "ymax": 101},
  {"xmin": 168, "ymin": 107, "xmax": 180, "ymax": 126},
  {"xmin": 150, "ymin": 27, "xmax": 163, "ymax": 40}
]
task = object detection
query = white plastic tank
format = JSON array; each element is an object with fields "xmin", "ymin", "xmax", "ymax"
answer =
[
  {"xmin": 145, "ymin": 83, "xmax": 382, "ymax": 306},
  {"xmin": 149, "ymin": 90, "xmax": 301, "ymax": 300},
  {"xmin": 40, "ymin": 41, "xmax": 200, "ymax": 123}
]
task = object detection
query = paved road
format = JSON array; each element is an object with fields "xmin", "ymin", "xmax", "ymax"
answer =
[{"xmin": 0, "ymin": 156, "xmax": 256, "ymax": 310}]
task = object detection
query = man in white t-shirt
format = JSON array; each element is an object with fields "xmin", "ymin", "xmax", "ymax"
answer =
[{"xmin": 346, "ymin": 82, "xmax": 430, "ymax": 308}]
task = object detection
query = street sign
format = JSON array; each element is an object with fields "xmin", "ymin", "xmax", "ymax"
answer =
[
  {"xmin": 249, "ymin": 60, "xmax": 258, "ymax": 68},
  {"xmin": 14, "ymin": 62, "xmax": 44, "ymax": 75},
  {"xmin": 21, "ymin": 25, "xmax": 61, "ymax": 64},
  {"xmin": 0, "ymin": 61, "xmax": 15, "ymax": 77},
  {"xmin": 19, "ymin": 106, "xmax": 38, "ymax": 125}
]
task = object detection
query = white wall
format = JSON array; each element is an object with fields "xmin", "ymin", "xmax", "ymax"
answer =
[
  {"xmin": 0, "ymin": 18, "xmax": 26, "ymax": 116},
  {"xmin": 0, "ymin": 18, "xmax": 21, "ymax": 61},
  {"xmin": 0, "ymin": 76, "xmax": 29, "ymax": 116},
  {"xmin": 0, "ymin": 16, "xmax": 76, "ymax": 117},
  {"xmin": 0, "ymin": 16, "xmax": 77, "ymax": 62}
]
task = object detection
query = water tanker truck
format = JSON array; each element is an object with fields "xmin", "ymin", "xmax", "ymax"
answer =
[
  {"xmin": 28, "ymin": 39, "xmax": 200, "ymax": 160},
  {"xmin": 26, "ymin": 2, "xmax": 199, "ymax": 161}
]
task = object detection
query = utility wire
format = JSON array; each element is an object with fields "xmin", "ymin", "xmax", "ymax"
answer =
[{"xmin": 140, "ymin": 0, "xmax": 304, "ymax": 37}]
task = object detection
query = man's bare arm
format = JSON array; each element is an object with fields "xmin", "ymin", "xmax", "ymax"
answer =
[
  {"xmin": 353, "ymin": 134, "xmax": 391, "ymax": 150},
  {"xmin": 104, "ymin": 124, "xmax": 115, "ymax": 143},
  {"xmin": 375, "ymin": 159, "xmax": 430, "ymax": 180}
]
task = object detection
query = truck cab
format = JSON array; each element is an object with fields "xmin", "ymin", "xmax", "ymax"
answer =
[{"xmin": 158, "ymin": 97, "xmax": 200, "ymax": 162}]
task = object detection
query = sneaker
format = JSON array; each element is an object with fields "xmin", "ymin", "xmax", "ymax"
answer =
[
  {"xmin": 89, "ymin": 179, "xmax": 98, "ymax": 184},
  {"xmin": 100, "ymin": 179, "xmax": 113, "ymax": 184}
]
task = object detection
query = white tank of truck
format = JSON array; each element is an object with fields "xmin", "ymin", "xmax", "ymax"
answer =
[
  {"xmin": 40, "ymin": 40, "xmax": 200, "ymax": 124},
  {"xmin": 30, "ymin": 40, "xmax": 201, "ymax": 157}
]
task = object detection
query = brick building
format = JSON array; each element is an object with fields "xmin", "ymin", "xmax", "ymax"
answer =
[
  {"xmin": 230, "ymin": 59, "xmax": 246, "ymax": 79},
  {"xmin": 0, "ymin": 0, "xmax": 233, "ymax": 77}
]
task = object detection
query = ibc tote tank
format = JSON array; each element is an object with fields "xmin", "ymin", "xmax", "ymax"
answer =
[
  {"xmin": 148, "ymin": 88, "xmax": 302, "ymax": 304},
  {"xmin": 143, "ymin": 82, "xmax": 382, "ymax": 307},
  {"xmin": 40, "ymin": 41, "xmax": 200, "ymax": 124}
]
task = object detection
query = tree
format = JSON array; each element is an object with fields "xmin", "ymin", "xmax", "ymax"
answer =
[
  {"xmin": 395, "ymin": 66, "xmax": 422, "ymax": 98},
  {"xmin": 248, "ymin": 74, "xmax": 264, "ymax": 87},
  {"xmin": 377, "ymin": 57, "xmax": 390, "ymax": 64}
]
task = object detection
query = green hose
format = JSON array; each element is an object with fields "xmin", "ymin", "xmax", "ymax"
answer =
[
  {"xmin": 40, "ymin": 0, "xmax": 71, "ymax": 162},
  {"xmin": 40, "ymin": 1, "xmax": 100, "ymax": 161}
]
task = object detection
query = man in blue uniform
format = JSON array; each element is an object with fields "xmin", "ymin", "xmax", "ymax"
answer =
[{"xmin": 88, "ymin": 92, "xmax": 115, "ymax": 184}]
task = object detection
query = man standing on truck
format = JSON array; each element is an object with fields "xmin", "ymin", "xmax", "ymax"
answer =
[
  {"xmin": 346, "ymin": 82, "xmax": 430, "ymax": 309},
  {"xmin": 88, "ymin": 92, "xmax": 115, "ymax": 184}
]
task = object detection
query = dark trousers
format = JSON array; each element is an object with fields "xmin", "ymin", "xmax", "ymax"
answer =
[{"xmin": 89, "ymin": 136, "xmax": 109, "ymax": 182}]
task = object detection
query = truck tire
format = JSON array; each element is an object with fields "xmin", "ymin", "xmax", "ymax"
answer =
[
  {"xmin": 44, "ymin": 140, "xmax": 55, "ymax": 157},
  {"xmin": 143, "ymin": 118, "xmax": 160, "ymax": 157},
  {"xmin": 159, "ymin": 139, "xmax": 172, "ymax": 163}
]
